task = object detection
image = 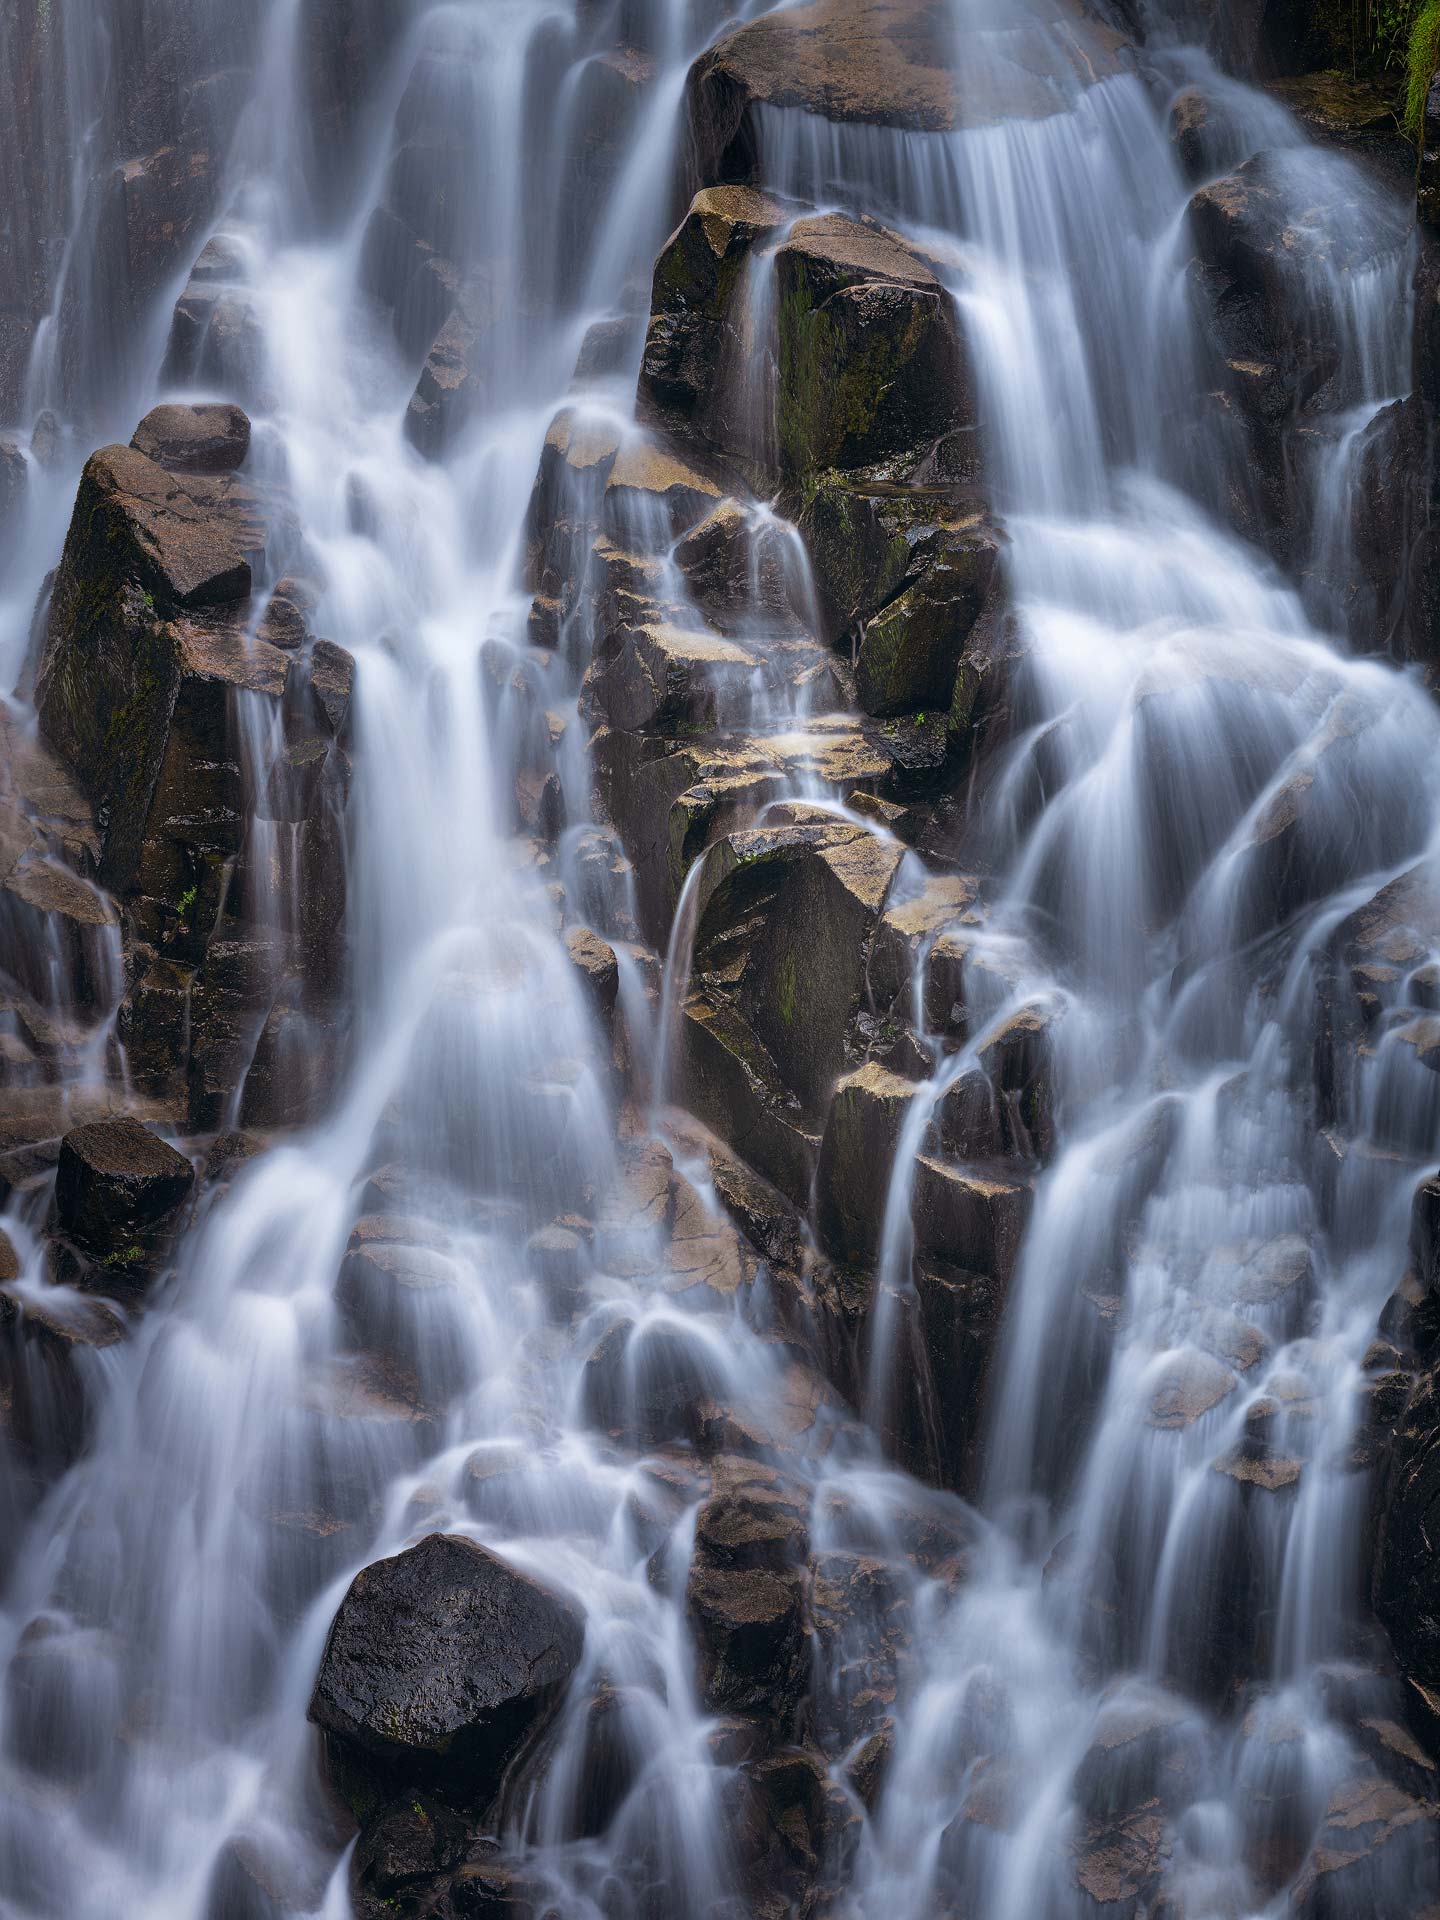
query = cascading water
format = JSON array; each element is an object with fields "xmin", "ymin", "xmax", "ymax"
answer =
[{"xmin": 1, "ymin": 0, "xmax": 1439, "ymax": 1917}]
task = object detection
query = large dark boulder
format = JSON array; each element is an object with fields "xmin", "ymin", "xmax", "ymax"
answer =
[
  {"xmin": 131, "ymin": 403, "xmax": 252, "ymax": 475},
  {"xmin": 53, "ymin": 1115, "xmax": 194, "ymax": 1265},
  {"xmin": 34, "ymin": 444, "xmax": 286, "ymax": 899},
  {"xmin": 309, "ymin": 1532, "xmax": 585, "ymax": 1809},
  {"xmin": 44, "ymin": 443, "xmax": 251, "ymax": 613},
  {"xmin": 681, "ymin": 0, "xmax": 1124, "ymax": 189},
  {"xmin": 686, "ymin": 1467, "xmax": 810, "ymax": 1726},
  {"xmin": 636, "ymin": 185, "xmax": 794, "ymax": 455},
  {"xmin": 774, "ymin": 214, "xmax": 972, "ymax": 481}
]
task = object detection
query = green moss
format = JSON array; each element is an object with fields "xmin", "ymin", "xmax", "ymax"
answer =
[{"xmin": 1405, "ymin": 0, "xmax": 1440, "ymax": 136}]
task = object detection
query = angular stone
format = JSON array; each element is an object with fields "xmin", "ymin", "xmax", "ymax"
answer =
[
  {"xmin": 687, "ymin": 821, "xmax": 905, "ymax": 1115},
  {"xmin": 637, "ymin": 185, "xmax": 795, "ymax": 449},
  {"xmin": 47, "ymin": 443, "xmax": 251, "ymax": 610},
  {"xmin": 53, "ymin": 1115, "xmax": 195, "ymax": 1266},
  {"xmin": 683, "ymin": 0, "xmax": 1123, "ymax": 185},
  {"xmin": 0, "ymin": 1285, "xmax": 127, "ymax": 1469},
  {"xmin": 309, "ymin": 1532, "xmax": 584, "ymax": 1805},
  {"xmin": 405, "ymin": 293, "xmax": 487, "ymax": 459},
  {"xmin": 775, "ymin": 215, "xmax": 971, "ymax": 479},
  {"xmin": 855, "ymin": 519, "xmax": 1000, "ymax": 715},
  {"xmin": 911, "ymin": 1155, "xmax": 1030, "ymax": 1280},
  {"xmin": 603, "ymin": 440, "xmax": 722, "ymax": 545},
  {"xmin": 563, "ymin": 925, "xmax": 619, "ymax": 1022},
  {"xmin": 1146, "ymin": 1350, "xmax": 1238, "ymax": 1430},
  {"xmin": 687, "ymin": 1559, "xmax": 807, "ymax": 1722},
  {"xmin": 816, "ymin": 1060, "xmax": 918, "ymax": 1264},
  {"xmin": 131, "ymin": 402, "xmax": 252, "ymax": 474}
]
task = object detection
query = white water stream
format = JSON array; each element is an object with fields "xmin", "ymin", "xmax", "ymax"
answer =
[{"xmin": 0, "ymin": 1, "xmax": 1435, "ymax": 1917}]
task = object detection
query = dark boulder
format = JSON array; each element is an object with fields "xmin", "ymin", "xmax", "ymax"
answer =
[
  {"xmin": 309, "ymin": 1532, "xmax": 584, "ymax": 1809},
  {"xmin": 815, "ymin": 1060, "xmax": 916, "ymax": 1265},
  {"xmin": 53, "ymin": 1115, "xmax": 195, "ymax": 1267},
  {"xmin": 131, "ymin": 402, "xmax": 252, "ymax": 475},
  {"xmin": 681, "ymin": 0, "xmax": 1123, "ymax": 188},
  {"xmin": 685, "ymin": 1462, "xmax": 810, "ymax": 1731},
  {"xmin": 43, "ymin": 443, "xmax": 251, "ymax": 614},
  {"xmin": 774, "ymin": 214, "xmax": 972, "ymax": 480},
  {"xmin": 636, "ymin": 185, "xmax": 794, "ymax": 452}
]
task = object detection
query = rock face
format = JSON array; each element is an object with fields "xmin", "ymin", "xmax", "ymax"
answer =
[
  {"xmin": 679, "ymin": 821, "xmax": 903, "ymax": 1203},
  {"xmin": 52, "ymin": 1116, "xmax": 194, "ymax": 1268},
  {"xmin": 773, "ymin": 215, "xmax": 971, "ymax": 480},
  {"xmin": 682, "ymin": 0, "xmax": 1125, "ymax": 188},
  {"xmin": 21, "ymin": 402, "xmax": 353, "ymax": 1134},
  {"xmin": 310, "ymin": 1533, "xmax": 585, "ymax": 1808},
  {"xmin": 637, "ymin": 185, "xmax": 794, "ymax": 457}
]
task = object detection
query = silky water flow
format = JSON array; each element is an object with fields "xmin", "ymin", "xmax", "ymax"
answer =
[{"xmin": 0, "ymin": 0, "xmax": 1435, "ymax": 1917}]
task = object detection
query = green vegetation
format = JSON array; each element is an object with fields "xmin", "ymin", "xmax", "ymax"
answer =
[
  {"xmin": 176, "ymin": 883, "xmax": 198, "ymax": 919},
  {"xmin": 1405, "ymin": 0, "xmax": 1440, "ymax": 134}
]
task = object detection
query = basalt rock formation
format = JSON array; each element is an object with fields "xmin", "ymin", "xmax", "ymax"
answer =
[{"xmin": 3, "ymin": 2, "xmax": 1440, "ymax": 1919}]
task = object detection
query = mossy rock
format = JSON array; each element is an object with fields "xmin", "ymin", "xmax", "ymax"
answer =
[{"xmin": 774, "ymin": 215, "xmax": 972, "ymax": 479}]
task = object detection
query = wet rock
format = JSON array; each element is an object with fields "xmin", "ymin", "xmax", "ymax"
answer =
[
  {"xmin": 673, "ymin": 497, "xmax": 799, "ymax": 633},
  {"xmin": 307, "ymin": 638, "xmax": 356, "ymax": 740},
  {"xmin": 523, "ymin": 408, "xmax": 622, "ymax": 596},
  {"xmin": 33, "ymin": 447, "xmax": 292, "ymax": 903},
  {"xmin": 590, "ymin": 620, "xmax": 759, "ymax": 734},
  {"xmin": 1289, "ymin": 1774, "xmax": 1439, "ymax": 1920},
  {"xmin": 687, "ymin": 821, "xmax": 905, "ymax": 1116},
  {"xmin": 130, "ymin": 402, "xmax": 252, "ymax": 474},
  {"xmin": 1213, "ymin": 1433, "xmax": 1303, "ymax": 1492},
  {"xmin": 1189, "ymin": 150, "xmax": 1409, "ymax": 457},
  {"xmin": 258, "ymin": 593, "xmax": 309, "ymax": 651},
  {"xmin": 637, "ymin": 185, "xmax": 795, "ymax": 451},
  {"xmin": 1147, "ymin": 1350, "xmax": 1239, "ymax": 1430},
  {"xmin": 43, "ymin": 443, "xmax": 251, "ymax": 613},
  {"xmin": 938, "ymin": 997, "xmax": 1059, "ymax": 1163},
  {"xmin": 556, "ymin": 1683, "xmax": 645, "ymax": 1838},
  {"xmin": 53, "ymin": 1115, "xmax": 195, "ymax": 1270},
  {"xmin": 775, "ymin": 214, "xmax": 971, "ymax": 480},
  {"xmin": 682, "ymin": 0, "xmax": 1122, "ymax": 186},
  {"xmin": 603, "ymin": 439, "xmax": 723, "ymax": 545},
  {"xmin": 240, "ymin": 999, "xmax": 344, "ymax": 1131},
  {"xmin": 581, "ymin": 1315, "xmax": 727, "ymax": 1447},
  {"xmin": 405, "ymin": 284, "xmax": 488, "ymax": 459},
  {"xmin": 0, "ymin": 1285, "xmax": 127, "ymax": 1470},
  {"xmin": 731, "ymin": 1744, "xmax": 857, "ymax": 1917},
  {"xmin": 1405, "ymin": 1175, "xmax": 1440, "ymax": 1356},
  {"xmin": 296, "ymin": 0, "xmax": 412, "ymax": 218},
  {"xmin": 562, "ymin": 925, "xmax": 619, "ymax": 1023},
  {"xmin": 0, "ymin": 437, "xmax": 27, "ymax": 551},
  {"xmin": 0, "ymin": 838, "xmax": 120, "ymax": 1014},
  {"xmin": 910, "ymin": 1155, "xmax": 1030, "ymax": 1280},
  {"xmin": 687, "ymin": 1555, "xmax": 807, "ymax": 1725},
  {"xmin": 815, "ymin": 1060, "xmax": 917, "ymax": 1265},
  {"xmin": 884, "ymin": 1256, "xmax": 1010, "ymax": 1491},
  {"xmin": 309, "ymin": 1531, "xmax": 584, "ymax": 1810},
  {"xmin": 164, "ymin": 272, "xmax": 267, "ymax": 401},
  {"xmin": 799, "ymin": 471, "xmax": 993, "ymax": 637},
  {"xmin": 1375, "ymin": 1364, "xmax": 1440, "ymax": 1716},
  {"xmin": 853, "ymin": 518, "xmax": 1000, "ymax": 717}
]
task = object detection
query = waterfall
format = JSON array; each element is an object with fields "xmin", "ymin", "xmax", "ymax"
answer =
[{"xmin": 1, "ymin": 1, "xmax": 1438, "ymax": 1917}]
